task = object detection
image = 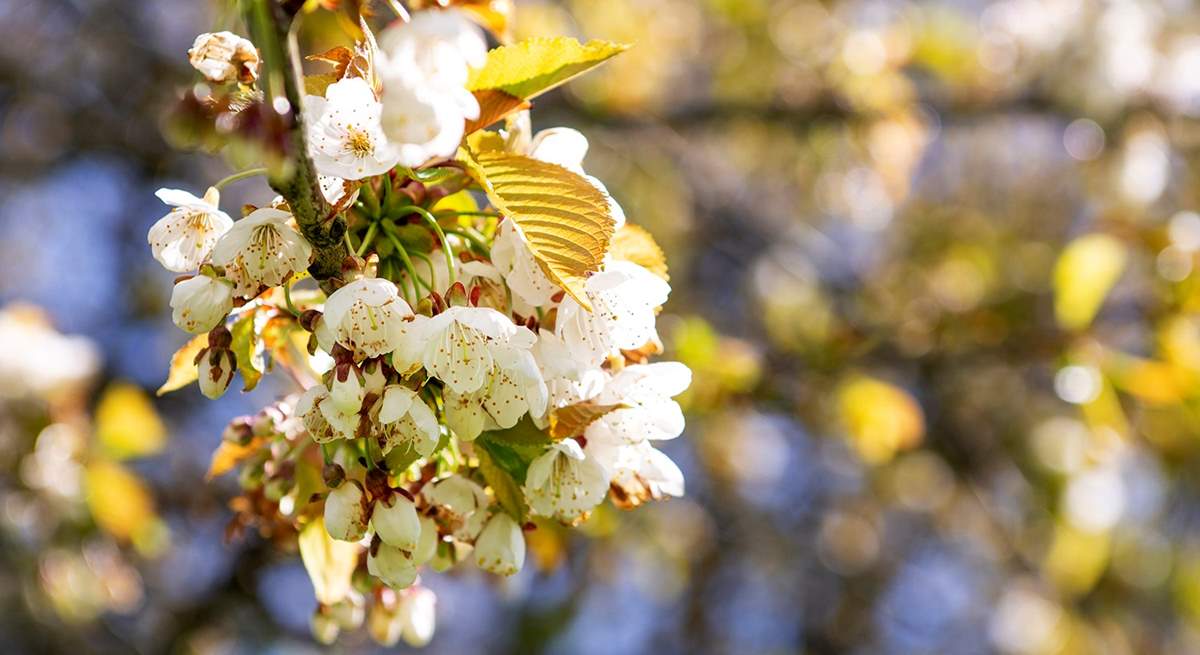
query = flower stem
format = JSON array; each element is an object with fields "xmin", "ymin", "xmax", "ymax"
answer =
[
  {"xmin": 213, "ymin": 167, "xmax": 268, "ymax": 190},
  {"xmin": 283, "ymin": 280, "xmax": 300, "ymax": 317},
  {"xmin": 356, "ymin": 221, "xmax": 378, "ymax": 256},
  {"xmin": 383, "ymin": 226, "xmax": 430, "ymax": 298},
  {"xmin": 444, "ymin": 227, "xmax": 490, "ymax": 255},
  {"xmin": 385, "ymin": 0, "xmax": 410, "ymax": 21},
  {"xmin": 409, "ymin": 206, "xmax": 457, "ymax": 286}
]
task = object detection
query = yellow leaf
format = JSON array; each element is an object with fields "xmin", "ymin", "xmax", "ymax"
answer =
[
  {"xmin": 468, "ymin": 37, "xmax": 629, "ymax": 100},
  {"xmin": 206, "ymin": 437, "xmax": 263, "ymax": 480},
  {"xmin": 464, "ymin": 89, "xmax": 530, "ymax": 134},
  {"xmin": 460, "ymin": 148, "xmax": 615, "ymax": 309},
  {"xmin": 458, "ymin": 0, "xmax": 515, "ymax": 43},
  {"xmin": 230, "ymin": 311, "xmax": 263, "ymax": 391},
  {"xmin": 156, "ymin": 334, "xmax": 208, "ymax": 396},
  {"xmin": 610, "ymin": 223, "xmax": 669, "ymax": 281},
  {"xmin": 1043, "ymin": 522, "xmax": 1110, "ymax": 597},
  {"xmin": 85, "ymin": 460, "xmax": 159, "ymax": 544},
  {"xmin": 549, "ymin": 401, "xmax": 622, "ymax": 440},
  {"xmin": 95, "ymin": 383, "xmax": 166, "ymax": 460},
  {"xmin": 1054, "ymin": 234, "xmax": 1128, "ymax": 331},
  {"xmin": 837, "ymin": 375, "xmax": 924, "ymax": 464},
  {"xmin": 298, "ymin": 518, "xmax": 361, "ymax": 606}
]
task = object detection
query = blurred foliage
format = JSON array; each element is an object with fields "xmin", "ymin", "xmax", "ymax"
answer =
[{"xmin": 7, "ymin": 0, "xmax": 1200, "ymax": 653}]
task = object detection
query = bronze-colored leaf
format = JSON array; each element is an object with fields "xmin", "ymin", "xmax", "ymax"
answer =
[
  {"xmin": 549, "ymin": 400, "xmax": 623, "ymax": 440},
  {"xmin": 610, "ymin": 223, "xmax": 669, "ymax": 281},
  {"xmin": 156, "ymin": 333, "xmax": 209, "ymax": 396}
]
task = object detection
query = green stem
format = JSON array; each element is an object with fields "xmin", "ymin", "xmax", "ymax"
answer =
[
  {"xmin": 409, "ymin": 206, "xmax": 457, "ymax": 286},
  {"xmin": 214, "ymin": 167, "xmax": 267, "ymax": 190},
  {"xmin": 434, "ymin": 210, "xmax": 500, "ymax": 218},
  {"xmin": 383, "ymin": 226, "xmax": 431, "ymax": 297},
  {"xmin": 444, "ymin": 227, "xmax": 490, "ymax": 255},
  {"xmin": 283, "ymin": 280, "xmax": 300, "ymax": 317},
  {"xmin": 356, "ymin": 221, "xmax": 378, "ymax": 256}
]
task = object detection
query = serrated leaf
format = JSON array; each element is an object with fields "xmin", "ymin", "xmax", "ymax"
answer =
[
  {"xmin": 298, "ymin": 518, "xmax": 361, "ymax": 606},
  {"xmin": 96, "ymin": 383, "xmax": 166, "ymax": 460},
  {"xmin": 611, "ymin": 223, "xmax": 669, "ymax": 281},
  {"xmin": 230, "ymin": 312, "xmax": 263, "ymax": 391},
  {"xmin": 206, "ymin": 437, "xmax": 264, "ymax": 480},
  {"xmin": 465, "ymin": 89, "xmax": 529, "ymax": 134},
  {"xmin": 460, "ymin": 148, "xmax": 615, "ymax": 309},
  {"xmin": 468, "ymin": 37, "xmax": 629, "ymax": 101},
  {"xmin": 156, "ymin": 333, "xmax": 209, "ymax": 396},
  {"xmin": 477, "ymin": 445, "xmax": 526, "ymax": 521},
  {"xmin": 549, "ymin": 401, "xmax": 623, "ymax": 440}
]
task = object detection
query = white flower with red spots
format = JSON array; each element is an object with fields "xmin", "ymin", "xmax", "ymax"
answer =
[
  {"xmin": 375, "ymin": 385, "xmax": 440, "ymax": 457},
  {"xmin": 307, "ymin": 78, "xmax": 400, "ymax": 180},
  {"xmin": 169, "ymin": 274, "xmax": 233, "ymax": 334},
  {"xmin": 524, "ymin": 440, "xmax": 609, "ymax": 523},
  {"xmin": 148, "ymin": 187, "xmax": 233, "ymax": 272},
  {"xmin": 322, "ymin": 278, "xmax": 414, "ymax": 360},
  {"xmin": 474, "ymin": 512, "xmax": 525, "ymax": 576},
  {"xmin": 555, "ymin": 261, "xmax": 670, "ymax": 368},
  {"xmin": 402, "ymin": 306, "xmax": 547, "ymax": 440},
  {"xmin": 211, "ymin": 208, "xmax": 313, "ymax": 298}
]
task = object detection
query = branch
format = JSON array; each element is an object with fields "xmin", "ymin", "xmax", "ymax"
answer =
[{"xmin": 242, "ymin": 0, "xmax": 348, "ymax": 287}]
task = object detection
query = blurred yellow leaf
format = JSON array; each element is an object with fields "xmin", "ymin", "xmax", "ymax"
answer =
[
  {"xmin": 837, "ymin": 375, "xmax": 924, "ymax": 464},
  {"xmin": 1044, "ymin": 522, "xmax": 1110, "ymax": 597},
  {"xmin": 299, "ymin": 518, "xmax": 361, "ymax": 606},
  {"xmin": 611, "ymin": 223, "xmax": 669, "ymax": 281},
  {"xmin": 1054, "ymin": 234, "xmax": 1128, "ymax": 331},
  {"xmin": 230, "ymin": 311, "xmax": 263, "ymax": 391},
  {"xmin": 85, "ymin": 460, "xmax": 163, "ymax": 552},
  {"xmin": 156, "ymin": 334, "xmax": 208, "ymax": 396},
  {"xmin": 468, "ymin": 37, "xmax": 628, "ymax": 100},
  {"xmin": 95, "ymin": 383, "xmax": 166, "ymax": 460},
  {"xmin": 1106, "ymin": 355, "xmax": 1193, "ymax": 406},
  {"xmin": 206, "ymin": 438, "xmax": 263, "ymax": 480},
  {"xmin": 460, "ymin": 148, "xmax": 615, "ymax": 309}
]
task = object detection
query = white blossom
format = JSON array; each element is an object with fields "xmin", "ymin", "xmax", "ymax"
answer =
[
  {"xmin": 376, "ymin": 10, "xmax": 485, "ymax": 167},
  {"xmin": 295, "ymin": 385, "xmax": 339, "ymax": 443},
  {"xmin": 369, "ymin": 541, "xmax": 418, "ymax": 589},
  {"xmin": 148, "ymin": 187, "xmax": 233, "ymax": 272},
  {"xmin": 413, "ymin": 515, "xmax": 439, "ymax": 565},
  {"xmin": 474, "ymin": 512, "xmax": 525, "ymax": 576},
  {"xmin": 524, "ymin": 440, "xmax": 609, "ymax": 524},
  {"xmin": 373, "ymin": 493, "xmax": 421, "ymax": 552},
  {"xmin": 169, "ymin": 275, "xmax": 232, "ymax": 334},
  {"xmin": 306, "ymin": 78, "xmax": 399, "ymax": 180},
  {"xmin": 555, "ymin": 261, "xmax": 670, "ymax": 368},
  {"xmin": 321, "ymin": 366, "xmax": 366, "ymax": 439},
  {"xmin": 324, "ymin": 480, "xmax": 369, "ymax": 542},
  {"xmin": 424, "ymin": 475, "xmax": 490, "ymax": 541},
  {"xmin": 396, "ymin": 586, "xmax": 437, "ymax": 647},
  {"xmin": 587, "ymin": 440, "xmax": 685, "ymax": 506},
  {"xmin": 188, "ymin": 31, "xmax": 259, "ymax": 84},
  {"xmin": 585, "ymin": 362, "xmax": 691, "ymax": 445},
  {"xmin": 211, "ymin": 208, "xmax": 313, "ymax": 298},
  {"xmin": 322, "ymin": 277, "xmax": 414, "ymax": 359},
  {"xmin": 491, "ymin": 219, "xmax": 560, "ymax": 307},
  {"xmin": 403, "ymin": 306, "xmax": 547, "ymax": 440},
  {"xmin": 376, "ymin": 385, "xmax": 440, "ymax": 457}
]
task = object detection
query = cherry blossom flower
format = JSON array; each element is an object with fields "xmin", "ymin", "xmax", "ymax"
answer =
[
  {"xmin": 325, "ymin": 480, "xmax": 370, "ymax": 542},
  {"xmin": 524, "ymin": 440, "xmax": 609, "ymax": 523},
  {"xmin": 321, "ymin": 366, "xmax": 367, "ymax": 439},
  {"xmin": 368, "ymin": 540, "xmax": 418, "ymax": 589},
  {"xmin": 474, "ymin": 512, "xmax": 525, "ymax": 576},
  {"xmin": 555, "ymin": 261, "xmax": 671, "ymax": 368},
  {"xmin": 295, "ymin": 385, "xmax": 339, "ymax": 443},
  {"xmin": 376, "ymin": 385, "xmax": 440, "ymax": 457},
  {"xmin": 396, "ymin": 586, "xmax": 436, "ymax": 647},
  {"xmin": 198, "ymin": 348, "xmax": 236, "ymax": 399},
  {"xmin": 169, "ymin": 274, "xmax": 232, "ymax": 334},
  {"xmin": 211, "ymin": 208, "xmax": 312, "ymax": 297},
  {"xmin": 148, "ymin": 187, "xmax": 233, "ymax": 272},
  {"xmin": 423, "ymin": 475, "xmax": 490, "ymax": 541},
  {"xmin": 372, "ymin": 493, "xmax": 421, "ymax": 552},
  {"xmin": 322, "ymin": 277, "xmax": 414, "ymax": 360},
  {"xmin": 188, "ymin": 31, "xmax": 259, "ymax": 84},
  {"xmin": 491, "ymin": 219, "xmax": 560, "ymax": 308},
  {"xmin": 306, "ymin": 78, "xmax": 400, "ymax": 180},
  {"xmin": 585, "ymin": 362, "xmax": 692, "ymax": 445}
]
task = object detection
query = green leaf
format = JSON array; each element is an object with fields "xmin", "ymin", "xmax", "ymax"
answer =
[
  {"xmin": 477, "ymin": 445, "xmax": 526, "ymax": 521},
  {"xmin": 1054, "ymin": 234, "xmax": 1128, "ymax": 331},
  {"xmin": 298, "ymin": 518, "xmax": 361, "ymax": 606},
  {"xmin": 156, "ymin": 333, "xmax": 208, "ymax": 396},
  {"xmin": 468, "ymin": 37, "xmax": 628, "ymax": 101},
  {"xmin": 230, "ymin": 312, "xmax": 264, "ymax": 391},
  {"xmin": 459, "ymin": 148, "xmax": 615, "ymax": 309},
  {"xmin": 480, "ymin": 415, "xmax": 552, "ymax": 448}
]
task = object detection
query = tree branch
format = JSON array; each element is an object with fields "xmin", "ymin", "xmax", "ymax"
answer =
[{"xmin": 242, "ymin": 0, "xmax": 348, "ymax": 287}]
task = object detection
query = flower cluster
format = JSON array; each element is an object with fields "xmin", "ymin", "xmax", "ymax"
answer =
[{"xmin": 157, "ymin": 4, "xmax": 686, "ymax": 647}]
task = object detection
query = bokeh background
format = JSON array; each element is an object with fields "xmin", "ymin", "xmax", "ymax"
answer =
[{"xmin": 5, "ymin": 0, "xmax": 1200, "ymax": 653}]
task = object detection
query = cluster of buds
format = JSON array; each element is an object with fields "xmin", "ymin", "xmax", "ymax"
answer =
[{"xmin": 157, "ymin": 3, "xmax": 688, "ymax": 647}]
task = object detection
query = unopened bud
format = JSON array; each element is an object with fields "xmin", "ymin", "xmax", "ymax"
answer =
[
  {"xmin": 323, "ymin": 462, "xmax": 346, "ymax": 488},
  {"xmin": 328, "ymin": 594, "xmax": 365, "ymax": 630},
  {"xmin": 324, "ymin": 480, "xmax": 370, "ymax": 542},
  {"xmin": 222, "ymin": 417, "xmax": 254, "ymax": 445},
  {"xmin": 373, "ymin": 493, "xmax": 421, "ymax": 552},
  {"xmin": 198, "ymin": 348, "xmax": 236, "ymax": 399},
  {"xmin": 446, "ymin": 281, "xmax": 468, "ymax": 307},
  {"xmin": 367, "ymin": 598, "xmax": 403, "ymax": 647},
  {"xmin": 310, "ymin": 608, "xmax": 340, "ymax": 645},
  {"xmin": 474, "ymin": 512, "xmax": 525, "ymax": 577},
  {"xmin": 368, "ymin": 538, "xmax": 418, "ymax": 589},
  {"xmin": 299, "ymin": 309, "xmax": 322, "ymax": 332},
  {"xmin": 207, "ymin": 324, "xmax": 233, "ymax": 350}
]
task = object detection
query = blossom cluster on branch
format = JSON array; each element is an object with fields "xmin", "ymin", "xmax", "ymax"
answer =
[{"xmin": 151, "ymin": 1, "xmax": 688, "ymax": 646}]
